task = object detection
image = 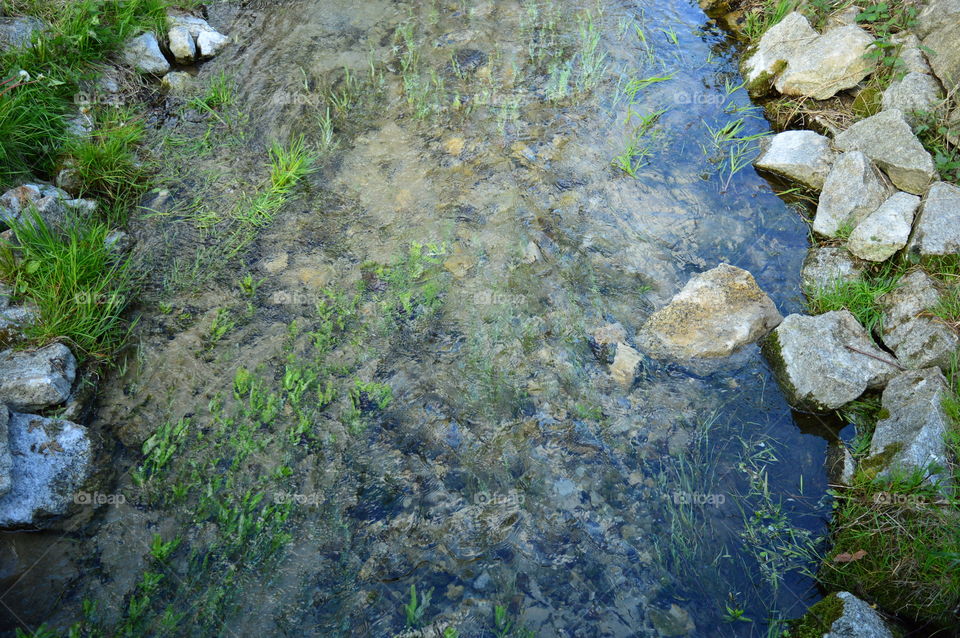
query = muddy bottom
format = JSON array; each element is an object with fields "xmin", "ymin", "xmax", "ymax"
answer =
[{"xmin": 1, "ymin": 1, "xmax": 841, "ymax": 636}]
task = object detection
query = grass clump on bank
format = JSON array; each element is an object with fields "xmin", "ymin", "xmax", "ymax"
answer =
[
  {"xmin": 0, "ymin": 0, "xmax": 193, "ymax": 184},
  {"xmin": 820, "ymin": 469, "xmax": 960, "ymax": 628},
  {"xmin": 0, "ymin": 214, "xmax": 134, "ymax": 360},
  {"xmin": 803, "ymin": 263, "xmax": 902, "ymax": 335}
]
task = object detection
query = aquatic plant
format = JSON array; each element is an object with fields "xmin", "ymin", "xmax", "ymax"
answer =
[{"xmin": 611, "ymin": 108, "xmax": 665, "ymax": 177}]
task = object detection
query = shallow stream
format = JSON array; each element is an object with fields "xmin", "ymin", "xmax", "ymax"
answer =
[{"xmin": 3, "ymin": 1, "xmax": 847, "ymax": 636}]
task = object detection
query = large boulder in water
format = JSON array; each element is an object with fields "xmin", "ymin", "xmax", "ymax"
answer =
[
  {"xmin": 762, "ymin": 310, "xmax": 901, "ymax": 411},
  {"xmin": 636, "ymin": 264, "xmax": 782, "ymax": 362}
]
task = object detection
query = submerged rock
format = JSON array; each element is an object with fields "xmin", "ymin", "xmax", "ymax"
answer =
[
  {"xmin": 742, "ymin": 12, "xmax": 818, "ymax": 96},
  {"xmin": 0, "ymin": 412, "xmax": 93, "ymax": 529},
  {"xmin": 775, "ymin": 25, "xmax": 876, "ymax": 100},
  {"xmin": 0, "ymin": 343, "xmax": 77, "ymax": 412},
  {"xmin": 813, "ymin": 151, "xmax": 892, "ymax": 238},
  {"xmin": 833, "ymin": 110, "xmax": 938, "ymax": 195},
  {"xmin": 868, "ymin": 368, "xmax": 951, "ymax": 481},
  {"xmin": 121, "ymin": 32, "xmax": 170, "ymax": 75},
  {"xmin": 878, "ymin": 270, "xmax": 958, "ymax": 371},
  {"xmin": 881, "ymin": 72, "xmax": 942, "ymax": 127},
  {"xmin": 800, "ymin": 246, "xmax": 865, "ymax": 292},
  {"xmin": 847, "ymin": 191, "xmax": 920, "ymax": 261},
  {"xmin": 636, "ymin": 264, "xmax": 782, "ymax": 361},
  {"xmin": 762, "ymin": 311, "xmax": 901, "ymax": 411},
  {"xmin": 906, "ymin": 181, "xmax": 960, "ymax": 256},
  {"xmin": 609, "ymin": 342, "xmax": 643, "ymax": 388},
  {"xmin": 754, "ymin": 130, "xmax": 835, "ymax": 191}
]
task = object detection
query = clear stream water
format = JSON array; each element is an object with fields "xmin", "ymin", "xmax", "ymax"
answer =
[{"xmin": 2, "ymin": 1, "xmax": 847, "ymax": 636}]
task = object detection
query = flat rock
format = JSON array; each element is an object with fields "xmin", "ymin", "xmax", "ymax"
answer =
[
  {"xmin": 754, "ymin": 130, "xmax": 835, "ymax": 190},
  {"xmin": 868, "ymin": 368, "xmax": 951, "ymax": 481},
  {"xmin": 0, "ymin": 412, "xmax": 93, "ymax": 529},
  {"xmin": 637, "ymin": 264, "xmax": 782, "ymax": 361},
  {"xmin": 121, "ymin": 32, "xmax": 170, "ymax": 75},
  {"xmin": 878, "ymin": 270, "xmax": 958, "ymax": 370},
  {"xmin": 906, "ymin": 181, "xmax": 960, "ymax": 256},
  {"xmin": 0, "ymin": 407, "xmax": 11, "ymax": 498},
  {"xmin": 0, "ymin": 343, "xmax": 77, "ymax": 412},
  {"xmin": 762, "ymin": 310, "xmax": 901, "ymax": 411},
  {"xmin": 742, "ymin": 12, "xmax": 818, "ymax": 96},
  {"xmin": 168, "ymin": 25, "xmax": 196, "ymax": 63},
  {"xmin": 881, "ymin": 72, "xmax": 942, "ymax": 127},
  {"xmin": 813, "ymin": 151, "xmax": 892, "ymax": 237},
  {"xmin": 800, "ymin": 246, "xmax": 865, "ymax": 292},
  {"xmin": 922, "ymin": 19, "xmax": 960, "ymax": 91},
  {"xmin": 847, "ymin": 191, "xmax": 920, "ymax": 261},
  {"xmin": 0, "ymin": 16, "xmax": 44, "ymax": 51},
  {"xmin": 776, "ymin": 25, "xmax": 876, "ymax": 99},
  {"xmin": 833, "ymin": 109, "xmax": 938, "ymax": 195}
]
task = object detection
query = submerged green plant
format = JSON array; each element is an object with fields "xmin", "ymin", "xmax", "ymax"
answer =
[
  {"xmin": 612, "ymin": 108, "xmax": 665, "ymax": 177},
  {"xmin": 403, "ymin": 584, "xmax": 432, "ymax": 628}
]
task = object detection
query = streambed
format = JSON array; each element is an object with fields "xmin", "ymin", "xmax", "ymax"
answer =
[{"xmin": 4, "ymin": 1, "xmax": 841, "ymax": 636}]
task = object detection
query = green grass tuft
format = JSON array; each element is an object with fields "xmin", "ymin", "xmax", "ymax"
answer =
[
  {"xmin": 804, "ymin": 264, "xmax": 903, "ymax": 335},
  {"xmin": 0, "ymin": 212, "xmax": 135, "ymax": 360}
]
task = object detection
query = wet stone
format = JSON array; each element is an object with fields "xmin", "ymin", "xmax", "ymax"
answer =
[
  {"xmin": 452, "ymin": 48, "xmax": 487, "ymax": 73},
  {"xmin": 0, "ymin": 412, "xmax": 93, "ymax": 529}
]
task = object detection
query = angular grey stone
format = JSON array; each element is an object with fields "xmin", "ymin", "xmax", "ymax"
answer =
[
  {"xmin": 834, "ymin": 110, "xmax": 938, "ymax": 195},
  {"xmin": 916, "ymin": 0, "xmax": 960, "ymax": 39},
  {"xmin": 742, "ymin": 12, "xmax": 818, "ymax": 95},
  {"xmin": 813, "ymin": 152, "xmax": 893, "ymax": 237},
  {"xmin": 636, "ymin": 264, "xmax": 782, "ymax": 361},
  {"xmin": 847, "ymin": 191, "xmax": 920, "ymax": 262},
  {"xmin": 891, "ymin": 33, "xmax": 933, "ymax": 75},
  {"xmin": 776, "ymin": 25, "xmax": 876, "ymax": 100},
  {"xmin": 869, "ymin": 368, "xmax": 951, "ymax": 480},
  {"xmin": 878, "ymin": 270, "xmax": 958, "ymax": 370},
  {"xmin": 0, "ymin": 412, "xmax": 92, "ymax": 529},
  {"xmin": 0, "ymin": 407, "xmax": 11, "ymax": 498},
  {"xmin": 0, "ymin": 304, "xmax": 39, "ymax": 345},
  {"xmin": 196, "ymin": 29, "xmax": 229, "ymax": 59},
  {"xmin": 907, "ymin": 181, "xmax": 960, "ymax": 255},
  {"xmin": 121, "ymin": 32, "xmax": 170, "ymax": 75},
  {"xmin": 762, "ymin": 310, "xmax": 901, "ymax": 411},
  {"xmin": 800, "ymin": 246, "xmax": 866, "ymax": 292},
  {"xmin": 823, "ymin": 6, "xmax": 862, "ymax": 31},
  {"xmin": 824, "ymin": 592, "xmax": 895, "ymax": 638},
  {"xmin": 167, "ymin": 14, "xmax": 218, "ymax": 39},
  {"xmin": 881, "ymin": 72, "xmax": 942, "ymax": 127},
  {"xmin": 0, "ymin": 344, "xmax": 77, "ymax": 412},
  {"xmin": 0, "ymin": 17, "xmax": 44, "ymax": 51},
  {"xmin": 167, "ymin": 25, "xmax": 196, "ymax": 63},
  {"xmin": 922, "ymin": 20, "xmax": 960, "ymax": 91},
  {"xmin": 754, "ymin": 130, "xmax": 835, "ymax": 190}
]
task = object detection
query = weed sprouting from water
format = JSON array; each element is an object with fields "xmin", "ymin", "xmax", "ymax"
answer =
[{"xmin": 612, "ymin": 108, "xmax": 666, "ymax": 177}]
